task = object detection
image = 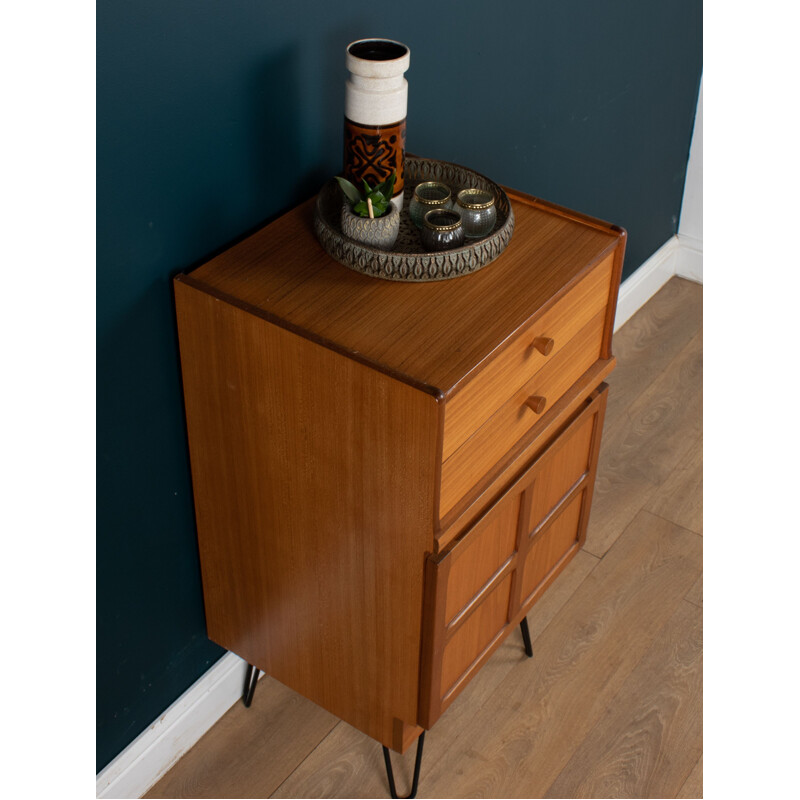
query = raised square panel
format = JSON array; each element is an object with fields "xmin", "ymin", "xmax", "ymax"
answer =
[
  {"xmin": 440, "ymin": 574, "xmax": 513, "ymax": 700},
  {"xmin": 520, "ymin": 491, "xmax": 584, "ymax": 604}
]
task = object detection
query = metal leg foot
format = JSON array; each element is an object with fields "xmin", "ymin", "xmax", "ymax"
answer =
[
  {"xmin": 242, "ymin": 663, "xmax": 260, "ymax": 707},
  {"xmin": 382, "ymin": 731, "xmax": 425, "ymax": 799},
  {"xmin": 520, "ymin": 616, "xmax": 533, "ymax": 658}
]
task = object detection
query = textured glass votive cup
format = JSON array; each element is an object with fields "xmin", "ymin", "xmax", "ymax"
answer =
[
  {"xmin": 409, "ymin": 182, "xmax": 452, "ymax": 228},
  {"xmin": 420, "ymin": 208, "xmax": 464, "ymax": 251},
  {"xmin": 455, "ymin": 188, "xmax": 497, "ymax": 238}
]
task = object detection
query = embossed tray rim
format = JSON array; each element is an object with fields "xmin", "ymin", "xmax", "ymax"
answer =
[{"xmin": 313, "ymin": 156, "xmax": 515, "ymax": 282}]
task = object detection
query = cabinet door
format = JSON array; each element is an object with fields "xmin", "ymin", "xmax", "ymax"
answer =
[{"xmin": 419, "ymin": 384, "xmax": 608, "ymax": 728}]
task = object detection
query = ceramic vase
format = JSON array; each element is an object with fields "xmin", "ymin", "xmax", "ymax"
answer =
[{"xmin": 344, "ymin": 38, "xmax": 410, "ymax": 209}]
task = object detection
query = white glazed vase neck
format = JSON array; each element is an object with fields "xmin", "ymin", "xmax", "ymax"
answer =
[{"xmin": 343, "ymin": 38, "xmax": 410, "ymax": 205}]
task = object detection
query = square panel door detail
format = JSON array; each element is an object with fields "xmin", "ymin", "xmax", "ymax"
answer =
[{"xmin": 419, "ymin": 384, "xmax": 609, "ymax": 727}]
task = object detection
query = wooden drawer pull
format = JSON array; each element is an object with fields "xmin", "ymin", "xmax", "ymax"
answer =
[
  {"xmin": 524, "ymin": 395, "xmax": 547, "ymax": 414},
  {"xmin": 532, "ymin": 336, "xmax": 554, "ymax": 356}
]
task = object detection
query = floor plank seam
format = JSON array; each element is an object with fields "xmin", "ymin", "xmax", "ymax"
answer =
[
  {"xmin": 582, "ymin": 541, "xmax": 611, "ymax": 561},
  {"xmin": 522, "ymin": 552, "xmax": 604, "ymax": 652},
  {"xmin": 646, "ymin": 509, "xmax": 703, "ymax": 539},
  {"xmin": 268, "ymin": 720, "xmax": 343, "ymax": 799},
  {"xmin": 676, "ymin": 755, "xmax": 703, "ymax": 799},
  {"xmin": 682, "ymin": 596, "xmax": 702, "ymax": 610}
]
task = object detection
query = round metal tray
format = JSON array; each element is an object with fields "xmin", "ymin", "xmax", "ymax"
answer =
[{"xmin": 313, "ymin": 156, "xmax": 515, "ymax": 282}]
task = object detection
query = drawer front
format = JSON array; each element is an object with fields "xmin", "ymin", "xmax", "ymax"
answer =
[
  {"xmin": 419, "ymin": 384, "xmax": 608, "ymax": 728},
  {"xmin": 440, "ymin": 308, "xmax": 605, "ymax": 518},
  {"xmin": 442, "ymin": 253, "xmax": 614, "ymax": 464}
]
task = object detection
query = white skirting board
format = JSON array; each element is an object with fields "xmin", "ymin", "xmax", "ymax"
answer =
[
  {"xmin": 96, "ymin": 653, "xmax": 260, "ymax": 799},
  {"xmin": 675, "ymin": 232, "xmax": 703, "ymax": 284},
  {"xmin": 96, "ymin": 234, "xmax": 702, "ymax": 800},
  {"xmin": 614, "ymin": 234, "xmax": 702, "ymax": 333}
]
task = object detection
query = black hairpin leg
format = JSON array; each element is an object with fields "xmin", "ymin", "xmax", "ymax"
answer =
[
  {"xmin": 242, "ymin": 663, "xmax": 260, "ymax": 707},
  {"xmin": 520, "ymin": 617, "xmax": 534, "ymax": 658},
  {"xmin": 382, "ymin": 731, "xmax": 425, "ymax": 799}
]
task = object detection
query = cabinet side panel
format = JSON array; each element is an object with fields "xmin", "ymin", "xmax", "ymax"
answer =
[{"xmin": 174, "ymin": 280, "xmax": 438, "ymax": 746}]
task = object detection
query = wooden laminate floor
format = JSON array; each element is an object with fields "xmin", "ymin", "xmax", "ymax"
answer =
[{"xmin": 147, "ymin": 277, "xmax": 703, "ymax": 799}]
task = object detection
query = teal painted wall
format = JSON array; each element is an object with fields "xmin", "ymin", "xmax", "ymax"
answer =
[{"xmin": 97, "ymin": 0, "xmax": 701, "ymax": 772}]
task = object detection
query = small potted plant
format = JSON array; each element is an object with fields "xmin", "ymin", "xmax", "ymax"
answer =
[{"xmin": 336, "ymin": 173, "xmax": 400, "ymax": 250}]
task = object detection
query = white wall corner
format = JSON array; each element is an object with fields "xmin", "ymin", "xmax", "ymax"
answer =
[
  {"xmin": 677, "ymin": 75, "xmax": 703, "ymax": 283},
  {"xmin": 614, "ymin": 236, "xmax": 679, "ymax": 332},
  {"xmin": 96, "ymin": 652, "xmax": 259, "ymax": 799},
  {"xmin": 675, "ymin": 232, "xmax": 703, "ymax": 283}
]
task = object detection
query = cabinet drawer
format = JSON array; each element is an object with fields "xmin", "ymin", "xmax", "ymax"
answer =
[
  {"xmin": 419, "ymin": 384, "xmax": 608, "ymax": 728},
  {"xmin": 440, "ymin": 308, "xmax": 606, "ymax": 517},
  {"xmin": 442, "ymin": 253, "xmax": 614, "ymax": 464}
]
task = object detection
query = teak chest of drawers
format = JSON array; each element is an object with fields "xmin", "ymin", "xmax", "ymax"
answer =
[{"xmin": 174, "ymin": 186, "xmax": 625, "ymax": 789}]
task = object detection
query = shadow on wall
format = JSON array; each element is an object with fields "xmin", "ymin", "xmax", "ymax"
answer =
[
  {"xmin": 97, "ymin": 272, "xmax": 226, "ymax": 772},
  {"xmin": 97, "ymin": 45, "xmax": 344, "ymax": 772}
]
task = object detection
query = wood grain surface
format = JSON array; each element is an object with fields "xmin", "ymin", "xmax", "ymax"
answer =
[
  {"xmin": 646, "ymin": 435, "xmax": 703, "ymax": 534},
  {"xmin": 439, "ymin": 311, "xmax": 606, "ymax": 516},
  {"xmin": 527, "ymin": 407, "xmax": 596, "ymax": 525},
  {"xmin": 185, "ymin": 190, "xmax": 623, "ymax": 395},
  {"xmin": 418, "ymin": 510, "xmax": 702, "ymax": 798},
  {"xmin": 586, "ymin": 328, "xmax": 702, "ymax": 558},
  {"xmin": 441, "ymin": 253, "xmax": 614, "ymax": 460},
  {"xmin": 436, "ymin": 357, "xmax": 616, "ymax": 548},
  {"xmin": 420, "ymin": 387, "xmax": 608, "ymax": 728},
  {"xmin": 677, "ymin": 756, "xmax": 703, "ymax": 798},
  {"xmin": 545, "ymin": 599, "xmax": 702, "ymax": 798},
  {"xmin": 442, "ymin": 495, "xmax": 520, "ymax": 624},
  {"xmin": 439, "ymin": 574, "xmax": 514, "ymax": 698},
  {"xmin": 685, "ymin": 574, "xmax": 703, "ymax": 609},
  {"xmin": 520, "ymin": 492, "xmax": 584, "ymax": 601},
  {"xmin": 603, "ymin": 276, "xmax": 702, "ymax": 427},
  {"xmin": 175, "ymin": 280, "xmax": 439, "ymax": 749},
  {"xmin": 266, "ymin": 550, "xmax": 602, "ymax": 800}
]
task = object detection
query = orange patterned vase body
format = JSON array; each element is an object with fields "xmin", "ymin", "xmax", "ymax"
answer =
[
  {"xmin": 343, "ymin": 118, "xmax": 407, "ymax": 198},
  {"xmin": 344, "ymin": 39, "xmax": 410, "ymax": 208}
]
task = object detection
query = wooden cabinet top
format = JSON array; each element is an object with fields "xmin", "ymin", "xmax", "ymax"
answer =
[{"xmin": 179, "ymin": 188, "xmax": 625, "ymax": 396}]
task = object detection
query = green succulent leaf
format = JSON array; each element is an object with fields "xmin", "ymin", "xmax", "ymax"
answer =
[
  {"xmin": 334, "ymin": 176, "xmax": 362, "ymax": 207},
  {"xmin": 367, "ymin": 190, "xmax": 386, "ymax": 204},
  {"xmin": 337, "ymin": 172, "xmax": 397, "ymax": 216},
  {"xmin": 375, "ymin": 173, "xmax": 396, "ymax": 199}
]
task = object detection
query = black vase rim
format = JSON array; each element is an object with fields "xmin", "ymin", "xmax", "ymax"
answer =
[{"xmin": 347, "ymin": 39, "xmax": 409, "ymax": 62}]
